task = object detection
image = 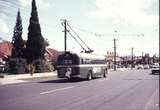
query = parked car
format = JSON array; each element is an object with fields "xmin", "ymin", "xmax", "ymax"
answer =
[
  {"xmin": 151, "ymin": 68, "xmax": 160, "ymax": 74},
  {"xmin": 0, "ymin": 64, "xmax": 5, "ymax": 72},
  {"xmin": 151, "ymin": 63, "xmax": 159, "ymax": 74},
  {"xmin": 143, "ymin": 65, "xmax": 150, "ymax": 69},
  {"xmin": 150, "ymin": 63, "xmax": 159, "ymax": 68}
]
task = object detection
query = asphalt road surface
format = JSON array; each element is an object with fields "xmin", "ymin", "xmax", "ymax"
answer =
[{"xmin": 0, "ymin": 69, "xmax": 159, "ymax": 110}]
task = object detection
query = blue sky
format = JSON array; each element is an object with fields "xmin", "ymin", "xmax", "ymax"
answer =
[{"xmin": 0, "ymin": 0, "xmax": 159, "ymax": 56}]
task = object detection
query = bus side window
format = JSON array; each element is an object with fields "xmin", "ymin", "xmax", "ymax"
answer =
[
  {"xmin": 81, "ymin": 59, "xmax": 84, "ymax": 64},
  {"xmin": 85, "ymin": 59, "xmax": 91, "ymax": 64},
  {"xmin": 83, "ymin": 59, "xmax": 87, "ymax": 64}
]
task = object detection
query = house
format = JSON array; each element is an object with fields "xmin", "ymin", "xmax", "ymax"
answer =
[
  {"xmin": 105, "ymin": 51, "xmax": 121, "ymax": 69},
  {"xmin": 45, "ymin": 48, "xmax": 59, "ymax": 64},
  {"xmin": 0, "ymin": 41, "xmax": 13, "ymax": 60},
  {"xmin": 0, "ymin": 41, "xmax": 59, "ymax": 64}
]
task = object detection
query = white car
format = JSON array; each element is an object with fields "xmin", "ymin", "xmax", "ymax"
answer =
[
  {"xmin": 143, "ymin": 65, "xmax": 150, "ymax": 69},
  {"xmin": 150, "ymin": 63, "xmax": 159, "ymax": 68}
]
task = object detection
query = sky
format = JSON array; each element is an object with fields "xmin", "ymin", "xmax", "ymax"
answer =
[{"xmin": 0, "ymin": 0, "xmax": 159, "ymax": 56}]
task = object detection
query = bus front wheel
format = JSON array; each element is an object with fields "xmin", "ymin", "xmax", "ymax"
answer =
[
  {"xmin": 87, "ymin": 72, "xmax": 92, "ymax": 80},
  {"xmin": 103, "ymin": 69, "xmax": 107, "ymax": 78}
]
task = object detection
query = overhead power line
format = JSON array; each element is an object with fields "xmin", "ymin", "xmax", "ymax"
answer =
[
  {"xmin": 71, "ymin": 25, "xmax": 144, "ymax": 38},
  {"xmin": 0, "ymin": 0, "xmax": 20, "ymax": 7},
  {"xmin": 71, "ymin": 25, "xmax": 104, "ymax": 37}
]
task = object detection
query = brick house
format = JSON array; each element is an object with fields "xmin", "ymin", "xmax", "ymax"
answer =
[{"xmin": 0, "ymin": 41, "xmax": 13, "ymax": 60}]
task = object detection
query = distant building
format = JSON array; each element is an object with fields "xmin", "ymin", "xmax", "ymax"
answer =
[{"xmin": 105, "ymin": 51, "xmax": 121, "ymax": 69}]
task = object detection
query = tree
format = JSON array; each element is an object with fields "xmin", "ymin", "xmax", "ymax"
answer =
[
  {"xmin": 25, "ymin": 0, "xmax": 46, "ymax": 63},
  {"xmin": 11, "ymin": 9, "xmax": 24, "ymax": 58}
]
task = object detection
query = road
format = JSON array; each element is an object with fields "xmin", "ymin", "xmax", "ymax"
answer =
[{"xmin": 0, "ymin": 69, "xmax": 159, "ymax": 110}]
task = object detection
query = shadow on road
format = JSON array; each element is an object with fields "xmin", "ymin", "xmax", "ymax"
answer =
[
  {"xmin": 38, "ymin": 77, "xmax": 102, "ymax": 84},
  {"xmin": 39, "ymin": 78, "xmax": 88, "ymax": 83}
]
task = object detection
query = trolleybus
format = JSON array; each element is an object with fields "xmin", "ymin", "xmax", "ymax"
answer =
[{"xmin": 56, "ymin": 51, "xmax": 108, "ymax": 80}]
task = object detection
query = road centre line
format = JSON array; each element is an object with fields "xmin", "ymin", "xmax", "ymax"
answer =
[
  {"xmin": 143, "ymin": 89, "xmax": 159, "ymax": 110},
  {"xmin": 40, "ymin": 86, "xmax": 74, "ymax": 95}
]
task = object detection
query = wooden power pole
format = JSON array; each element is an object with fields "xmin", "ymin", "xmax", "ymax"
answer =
[
  {"xmin": 61, "ymin": 19, "xmax": 68, "ymax": 52},
  {"xmin": 131, "ymin": 47, "xmax": 134, "ymax": 69},
  {"xmin": 113, "ymin": 38, "xmax": 117, "ymax": 71}
]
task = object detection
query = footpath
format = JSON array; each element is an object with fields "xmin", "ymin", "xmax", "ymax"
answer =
[
  {"xmin": 0, "ymin": 72, "xmax": 57, "ymax": 85},
  {"xmin": 0, "ymin": 68, "xmax": 130, "ymax": 85}
]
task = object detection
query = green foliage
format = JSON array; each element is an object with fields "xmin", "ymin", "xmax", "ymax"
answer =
[
  {"xmin": 25, "ymin": 0, "xmax": 46, "ymax": 63},
  {"xmin": 8, "ymin": 58, "xmax": 27, "ymax": 74},
  {"xmin": 33, "ymin": 59, "xmax": 53, "ymax": 73},
  {"xmin": 11, "ymin": 10, "xmax": 25, "ymax": 58},
  {"xmin": 8, "ymin": 0, "xmax": 52, "ymax": 74}
]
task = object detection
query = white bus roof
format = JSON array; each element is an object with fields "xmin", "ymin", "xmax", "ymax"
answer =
[{"xmin": 72, "ymin": 52, "xmax": 106, "ymax": 60}]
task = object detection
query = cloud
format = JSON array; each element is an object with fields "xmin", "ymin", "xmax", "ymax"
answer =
[
  {"xmin": 0, "ymin": 13, "xmax": 6, "ymax": 19},
  {"xmin": 19, "ymin": 0, "xmax": 55, "ymax": 9},
  {"xmin": 18, "ymin": 0, "xmax": 31, "ymax": 7},
  {"xmin": 0, "ymin": 19, "xmax": 9, "ymax": 33},
  {"xmin": 88, "ymin": 0, "xmax": 159, "ymax": 26}
]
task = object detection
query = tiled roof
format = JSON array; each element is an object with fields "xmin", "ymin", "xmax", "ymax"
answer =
[
  {"xmin": 46, "ymin": 48, "xmax": 59, "ymax": 61},
  {"xmin": 0, "ymin": 41, "xmax": 13, "ymax": 59}
]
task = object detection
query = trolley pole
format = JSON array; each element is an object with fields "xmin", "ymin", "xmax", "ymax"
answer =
[{"xmin": 113, "ymin": 38, "xmax": 117, "ymax": 71}]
